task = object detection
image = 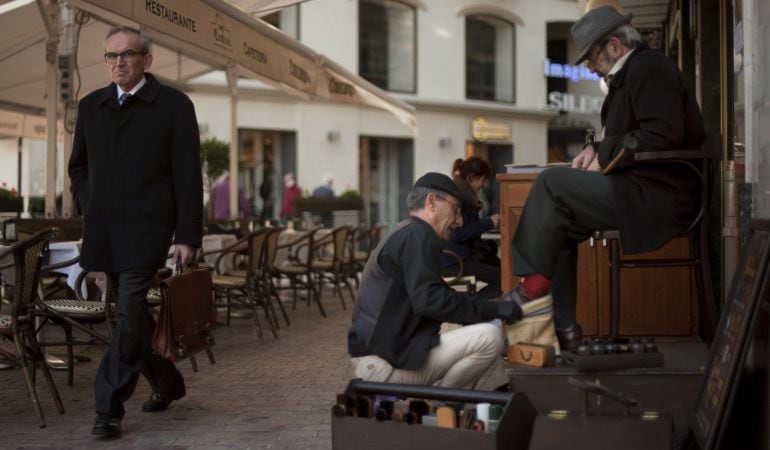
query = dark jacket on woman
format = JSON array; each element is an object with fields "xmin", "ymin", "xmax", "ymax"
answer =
[
  {"xmin": 595, "ymin": 45, "xmax": 705, "ymax": 253},
  {"xmin": 441, "ymin": 176, "xmax": 495, "ymax": 266},
  {"xmin": 69, "ymin": 73, "xmax": 203, "ymax": 271}
]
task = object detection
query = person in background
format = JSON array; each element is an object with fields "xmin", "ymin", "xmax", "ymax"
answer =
[
  {"xmin": 69, "ymin": 26, "xmax": 202, "ymax": 438},
  {"xmin": 312, "ymin": 175, "xmax": 335, "ymax": 197},
  {"xmin": 441, "ymin": 157, "xmax": 501, "ymax": 299},
  {"xmin": 280, "ymin": 172, "xmax": 302, "ymax": 220},
  {"xmin": 348, "ymin": 173, "xmax": 548, "ymax": 389},
  {"xmin": 210, "ymin": 172, "xmax": 253, "ymax": 220},
  {"xmin": 506, "ymin": 6, "xmax": 706, "ymax": 350}
]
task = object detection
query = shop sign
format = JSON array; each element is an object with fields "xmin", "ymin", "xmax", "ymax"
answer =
[
  {"xmin": 470, "ymin": 117, "xmax": 510, "ymax": 142},
  {"xmin": 0, "ymin": 109, "xmax": 64, "ymax": 141},
  {"xmin": 547, "ymin": 92, "xmax": 603, "ymax": 114},
  {"xmin": 543, "ymin": 58, "xmax": 600, "ymax": 83}
]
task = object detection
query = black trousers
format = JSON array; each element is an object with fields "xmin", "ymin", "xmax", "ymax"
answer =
[
  {"xmin": 95, "ymin": 268, "xmax": 184, "ymax": 418},
  {"xmin": 511, "ymin": 167, "xmax": 618, "ymax": 329}
]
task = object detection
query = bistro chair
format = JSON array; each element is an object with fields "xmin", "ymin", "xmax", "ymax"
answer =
[
  {"xmin": 268, "ymin": 226, "xmax": 325, "ymax": 317},
  {"xmin": 346, "ymin": 222, "xmax": 387, "ymax": 288},
  {"xmin": 0, "ymin": 227, "xmax": 65, "ymax": 427},
  {"xmin": 258, "ymin": 227, "xmax": 291, "ymax": 328},
  {"xmin": 309, "ymin": 225, "xmax": 355, "ymax": 311},
  {"xmin": 36, "ymin": 262, "xmax": 110, "ymax": 386},
  {"xmin": 594, "ymin": 135, "xmax": 720, "ymax": 342},
  {"xmin": 202, "ymin": 228, "xmax": 277, "ymax": 338}
]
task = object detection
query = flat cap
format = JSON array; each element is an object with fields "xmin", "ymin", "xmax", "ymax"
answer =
[{"xmin": 414, "ymin": 172, "xmax": 476, "ymax": 210}]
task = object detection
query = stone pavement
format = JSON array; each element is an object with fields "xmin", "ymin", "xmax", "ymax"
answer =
[{"xmin": 0, "ymin": 289, "xmax": 508, "ymax": 449}]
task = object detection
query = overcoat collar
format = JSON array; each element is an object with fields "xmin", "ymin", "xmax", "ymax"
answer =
[
  {"xmin": 600, "ymin": 44, "xmax": 648, "ymax": 125},
  {"xmin": 607, "ymin": 43, "xmax": 649, "ymax": 90},
  {"xmin": 97, "ymin": 73, "xmax": 161, "ymax": 109}
]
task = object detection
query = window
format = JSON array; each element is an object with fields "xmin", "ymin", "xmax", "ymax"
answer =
[
  {"xmin": 359, "ymin": 0, "xmax": 416, "ymax": 93},
  {"xmin": 466, "ymin": 15, "xmax": 515, "ymax": 102},
  {"xmin": 262, "ymin": 5, "xmax": 299, "ymax": 39}
]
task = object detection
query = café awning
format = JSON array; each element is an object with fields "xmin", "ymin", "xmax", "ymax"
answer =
[{"xmin": 0, "ymin": 0, "xmax": 415, "ymax": 218}]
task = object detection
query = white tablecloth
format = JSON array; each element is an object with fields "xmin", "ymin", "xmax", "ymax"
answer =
[{"xmin": 48, "ymin": 241, "xmax": 86, "ymax": 294}]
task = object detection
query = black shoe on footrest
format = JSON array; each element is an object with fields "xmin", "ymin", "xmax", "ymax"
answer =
[{"xmin": 556, "ymin": 323, "xmax": 583, "ymax": 351}]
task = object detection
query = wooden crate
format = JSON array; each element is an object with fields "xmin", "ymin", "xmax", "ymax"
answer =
[{"xmin": 332, "ymin": 380, "xmax": 536, "ymax": 450}]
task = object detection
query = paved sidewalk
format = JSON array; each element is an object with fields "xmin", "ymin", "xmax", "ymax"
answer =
[{"xmin": 0, "ymin": 290, "xmax": 507, "ymax": 448}]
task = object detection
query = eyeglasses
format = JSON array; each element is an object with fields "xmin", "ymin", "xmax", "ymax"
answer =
[
  {"xmin": 104, "ymin": 49, "xmax": 147, "ymax": 64},
  {"xmin": 435, "ymin": 195, "xmax": 462, "ymax": 217}
]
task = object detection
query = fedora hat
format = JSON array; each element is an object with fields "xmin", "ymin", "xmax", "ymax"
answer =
[{"xmin": 571, "ymin": 5, "xmax": 633, "ymax": 64}]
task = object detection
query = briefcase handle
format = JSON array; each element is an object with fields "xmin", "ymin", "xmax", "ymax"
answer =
[
  {"xmin": 345, "ymin": 379, "xmax": 511, "ymax": 405},
  {"xmin": 166, "ymin": 248, "xmax": 201, "ymax": 274}
]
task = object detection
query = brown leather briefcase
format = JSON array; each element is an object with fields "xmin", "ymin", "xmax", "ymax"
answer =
[{"xmin": 152, "ymin": 268, "xmax": 216, "ymax": 361}]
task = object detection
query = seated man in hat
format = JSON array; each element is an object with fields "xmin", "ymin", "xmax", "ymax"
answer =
[
  {"xmin": 347, "ymin": 172, "xmax": 546, "ymax": 389},
  {"xmin": 507, "ymin": 5, "xmax": 705, "ymax": 350}
]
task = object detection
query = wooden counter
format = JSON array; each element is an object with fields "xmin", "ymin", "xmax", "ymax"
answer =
[{"xmin": 498, "ymin": 171, "xmax": 699, "ymax": 338}]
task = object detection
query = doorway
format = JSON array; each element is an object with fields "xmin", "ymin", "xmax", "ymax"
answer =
[
  {"xmin": 359, "ymin": 136, "xmax": 414, "ymax": 229},
  {"xmin": 239, "ymin": 129, "xmax": 297, "ymax": 220}
]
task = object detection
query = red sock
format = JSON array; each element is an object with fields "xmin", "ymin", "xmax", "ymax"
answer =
[{"xmin": 521, "ymin": 274, "xmax": 551, "ymax": 298}]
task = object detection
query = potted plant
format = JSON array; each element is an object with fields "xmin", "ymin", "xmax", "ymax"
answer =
[
  {"xmin": 293, "ymin": 188, "xmax": 363, "ymax": 214},
  {"xmin": 0, "ymin": 182, "xmax": 22, "ymax": 213}
]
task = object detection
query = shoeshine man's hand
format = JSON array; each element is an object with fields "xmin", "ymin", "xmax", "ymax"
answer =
[
  {"xmin": 586, "ymin": 156, "xmax": 602, "ymax": 172},
  {"xmin": 173, "ymin": 244, "xmax": 196, "ymax": 269},
  {"xmin": 572, "ymin": 145, "xmax": 597, "ymax": 170},
  {"xmin": 497, "ymin": 300, "xmax": 523, "ymax": 324}
]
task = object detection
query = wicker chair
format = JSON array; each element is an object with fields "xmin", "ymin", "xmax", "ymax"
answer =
[
  {"xmin": 309, "ymin": 226, "xmax": 355, "ymax": 311},
  {"xmin": 201, "ymin": 228, "xmax": 277, "ymax": 338},
  {"xmin": 267, "ymin": 227, "xmax": 325, "ymax": 317},
  {"xmin": 0, "ymin": 227, "xmax": 65, "ymax": 427},
  {"xmin": 35, "ymin": 265, "xmax": 110, "ymax": 386}
]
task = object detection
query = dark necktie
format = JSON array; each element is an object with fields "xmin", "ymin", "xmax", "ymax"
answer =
[{"xmin": 118, "ymin": 92, "xmax": 131, "ymax": 106}]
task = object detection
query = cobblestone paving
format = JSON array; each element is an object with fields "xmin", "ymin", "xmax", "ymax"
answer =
[{"xmin": 0, "ymin": 290, "xmax": 507, "ymax": 448}]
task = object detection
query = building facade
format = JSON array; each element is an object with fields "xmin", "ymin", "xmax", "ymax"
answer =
[{"xmin": 190, "ymin": 0, "xmax": 586, "ymax": 226}]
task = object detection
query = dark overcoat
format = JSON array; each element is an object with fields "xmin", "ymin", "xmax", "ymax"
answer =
[
  {"xmin": 68, "ymin": 73, "xmax": 203, "ymax": 271},
  {"xmin": 596, "ymin": 45, "xmax": 706, "ymax": 253}
]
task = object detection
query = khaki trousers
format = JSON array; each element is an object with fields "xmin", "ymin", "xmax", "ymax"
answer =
[{"xmin": 351, "ymin": 321, "xmax": 503, "ymax": 390}]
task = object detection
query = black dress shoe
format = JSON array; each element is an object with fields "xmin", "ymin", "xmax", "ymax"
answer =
[
  {"xmin": 141, "ymin": 389, "xmax": 186, "ymax": 412},
  {"xmin": 91, "ymin": 413, "xmax": 121, "ymax": 438},
  {"xmin": 556, "ymin": 323, "xmax": 583, "ymax": 351}
]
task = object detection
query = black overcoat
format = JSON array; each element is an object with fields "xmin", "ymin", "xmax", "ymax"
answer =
[
  {"xmin": 68, "ymin": 74, "xmax": 203, "ymax": 271},
  {"xmin": 596, "ymin": 45, "xmax": 706, "ymax": 253}
]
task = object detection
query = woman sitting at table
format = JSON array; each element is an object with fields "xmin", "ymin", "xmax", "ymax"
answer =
[{"xmin": 441, "ymin": 156, "xmax": 501, "ymax": 299}]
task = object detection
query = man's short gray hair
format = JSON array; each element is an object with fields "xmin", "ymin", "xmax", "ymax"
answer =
[
  {"xmin": 105, "ymin": 26, "xmax": 151, "ymax": 53},
  {"xmin": 406, "ymin": 186, "xmax": 439, "ymax": 212},
  {"xmin": 604, "ymin": 24, "xmax": 643, "ymax": 49}
]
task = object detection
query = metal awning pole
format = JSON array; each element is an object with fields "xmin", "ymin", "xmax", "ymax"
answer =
[{"xmin": 227, "ymin": 65, "xmax": 238, "ymax": 222}]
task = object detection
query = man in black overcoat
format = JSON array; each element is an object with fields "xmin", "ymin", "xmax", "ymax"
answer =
[
  {"xmin": 68, "ymin": 26, "xmax": 203, "ymax": 438},
  {"xmin": 503, "ymin": 6, "xmax": 706, "ymax": 349}
]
